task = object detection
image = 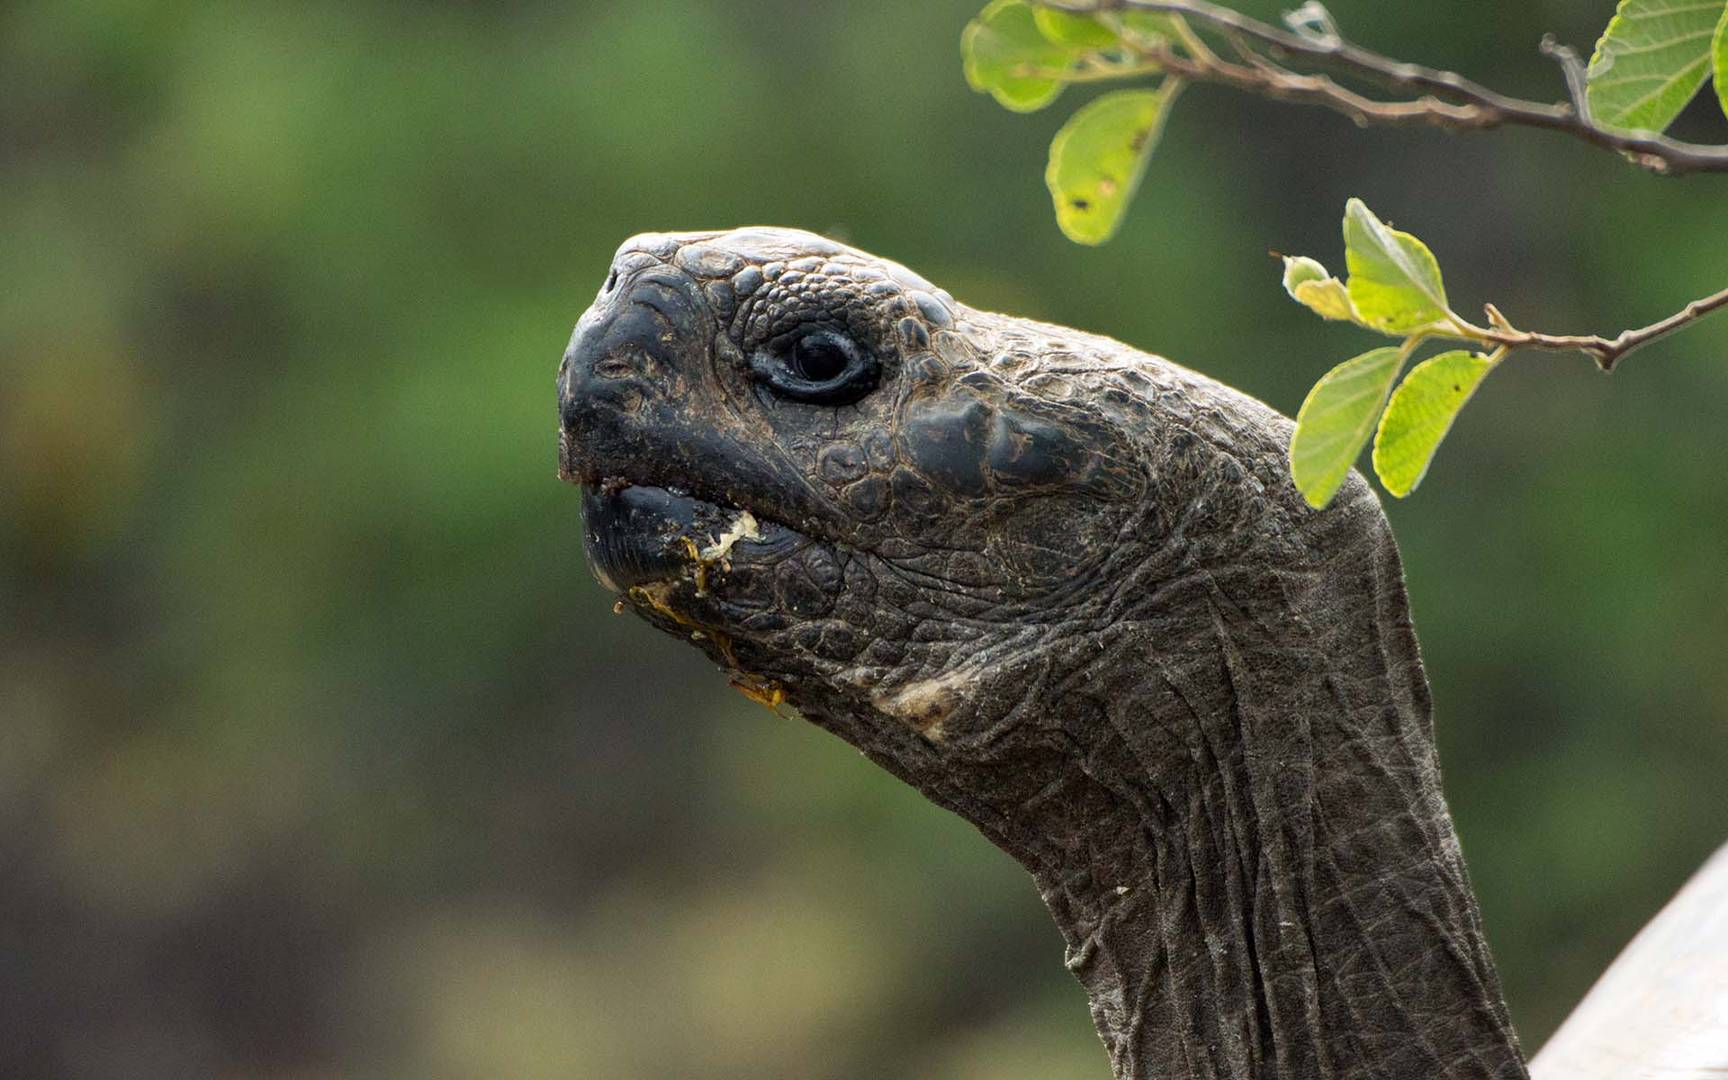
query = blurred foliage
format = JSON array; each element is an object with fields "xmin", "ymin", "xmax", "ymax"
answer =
[{"xmin": 1, "ymin": 1, "xmax": 1725, "ymax": 1077}]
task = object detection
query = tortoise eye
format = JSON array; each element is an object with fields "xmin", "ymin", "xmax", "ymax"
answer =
[
  {"xmin": 790, "ymin": 335, "xmax": 852, "ymax": 383},
  {"xmin": 752, "ymin": 330, "xmax": 879, "ymax": 405}
]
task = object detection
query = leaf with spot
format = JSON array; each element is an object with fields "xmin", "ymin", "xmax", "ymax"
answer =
[
  {"xmin": 1585, "ymin": 0, "xmax": 1726, "ymax": 132},
  {"xmin": 1289, "ymin": 346, "xmax": 1405, "ymax": 509},
  {"xmin": 1045, "ymin": 86, "xmax": 1179, "ymax": 245},
  {"xmin": 1342, "ymin": 198, "xmax": 1453, "ymax": 334},
  {"xmin": 1372, "ymin": 350, "xmax": 1496, "ymax": 497},
  {"xmin": 963, "ymin": 0, "xmax": 1081, "ymax": 112}
]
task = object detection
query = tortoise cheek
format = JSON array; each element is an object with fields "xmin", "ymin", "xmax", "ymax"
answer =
[
  {"xmin": 900, "ymin": 396, "xmax": 993, "ymax": 497},
  {"xmin": 986, "ymin": 409, "xmax": 1090, "ymax": 489}
]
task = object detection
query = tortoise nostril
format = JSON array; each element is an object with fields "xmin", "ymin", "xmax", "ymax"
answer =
[
  {"xmin": 593, "ymin": 353, "xmax": 638, "ymax": 380},
  {"xmin": 604, "ymin": 268, "xmax": 619, "ymax": 292}
]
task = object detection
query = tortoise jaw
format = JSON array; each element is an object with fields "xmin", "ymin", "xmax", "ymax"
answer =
[
  {"xmin": 580, "ymin": 482, "xmax": 803, "ymax": 596},
  {"xmin": 580, "ymin": 484, "xmax": 737, "ymax": 593}
]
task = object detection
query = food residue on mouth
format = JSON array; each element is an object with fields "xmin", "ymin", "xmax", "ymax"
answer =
[
  {"xmin": 610, "ymin": 508, "xmax": 783, "ymax": 713},
  {"xmin": 680, "ymin": 537, "xmax": 709, "ymax": 594},
  {"xmin": 701, "ymin": 510, "xmax": 763, "ymax": 563},
  {"xmin": 621, "ymin": 582, "xmax": 786, "ymax": 713},
  {"xmin": 730, "ymin": 674, "xmax": 787, "ymax": 711},
  {"xmin": 678, "ymin": 510, "xmax": 763, "ymax": 596}
]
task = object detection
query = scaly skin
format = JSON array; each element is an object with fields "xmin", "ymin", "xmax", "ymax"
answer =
[{"xmin": 557, "ymin": 227, "xmax": 1527, "ymax": 1079}]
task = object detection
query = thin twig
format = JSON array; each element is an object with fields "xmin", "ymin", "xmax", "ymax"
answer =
[
  {"xmin": 1142, "ymin": 45, "xmax": 1489, "ymax": 131},
  {"xmin": 1465, "ymin": 286, "xmax": 1728, "ymax": 372},
  {"xmin": 1537, "ymin": 34, "xmax": 1592, "ymax": 127},
  {"xmin": 1045, "ymin": 0, "xmax": 1728, "ymax": 175}
]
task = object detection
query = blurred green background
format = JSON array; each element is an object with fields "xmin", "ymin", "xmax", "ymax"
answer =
[{"xmin": 3, "ymin": 1, "xmax": 1725, "ymax": 1077}]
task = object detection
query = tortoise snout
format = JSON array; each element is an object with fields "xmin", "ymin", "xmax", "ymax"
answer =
[{"xmin": 557, "ymin": 260, "xmax": 708, "ymax": 483}]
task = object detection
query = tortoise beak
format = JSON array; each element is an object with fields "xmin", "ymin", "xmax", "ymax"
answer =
[{"xmin": 580, "ymin": 484, "xmax": 716, "ymax": 593}]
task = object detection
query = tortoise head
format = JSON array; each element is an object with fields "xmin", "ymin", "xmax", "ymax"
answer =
[{"xmin": 558, "ymin": 227, "xmax": 1305, "ymax": 748}]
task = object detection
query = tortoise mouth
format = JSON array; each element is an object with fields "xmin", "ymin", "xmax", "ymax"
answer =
[{"xmin": 580, "ymin": 483, "xmax": 798, "ymax": 594}]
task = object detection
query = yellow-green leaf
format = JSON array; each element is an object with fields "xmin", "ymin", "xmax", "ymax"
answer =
[
  {"xmin": 1113, "ymin": 11, "xmax": 1182, "ymax": 44},
  {"xmin": 1045, "ymin": 87, "xmax": 1178, "ymax": 245},
  {"xmin": 963, "ymin": 0, "xmax": 1076, "ymax": 113},
  {"xmin": 1282, "ymin": 255, "xmax": 1362, "ymax": 323},
  {"xmin": 1372, "ymin": 350, "xmax": 1495, "ymax": 497},
  {"xmin": 1586, "ymin": 0, "xmax": 1724, "ymax": 132},
  {"xmin": 1289, "ymin": 346, "xmax": 1405, "ymax": 509},
  {"xmin": 1714, "ymin": 4, "xmax": 1728, "ymax": 121},
  {"xmin": 1342, "ymin": 198, "xmax": 1451, "ymax": 334},
  {"xmin": 1034, "ymin": 8, "xmax": 1119, "ymax": 48}
]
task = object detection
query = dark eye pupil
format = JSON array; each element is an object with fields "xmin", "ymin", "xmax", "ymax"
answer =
[{"xmin": 791, "ymin": 337, "xmax": 850, "ymax": 382}]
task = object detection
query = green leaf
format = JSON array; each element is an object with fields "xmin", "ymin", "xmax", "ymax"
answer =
[
  {"xmin": 1281, "ymin": 255, "xmax": 1362, "ymax": 323},
  {"xmin": 1289, "ymin": 346, "xmax": 1405, "ymax": 509},
  {"xmin": 1585, "ymin": 0, "xmax": 1724, "ymax": 132},
  {"xmin": 1372, "ymin": 350, "xmax": 1495, "ymax": 497},
  {"xmin": 1342, "ymin": 198, "xmax": 1451, "ymax": 334},
  {"xmin": 1034, "ymin": 8, "xmax": 1119, "ymax": 48},
  {"xmin": 963, "ymin": 0, "xmax": 1077, "ymax": 113},
  {"xmin": 1281, "ymin": 254, "xmax": 1329, "ymax": 290},
  {"xmin": 1714, "ymin": 4, "xmax": 1728, "ymax": 121},
  {"xmin": 1045, "ymin": 87, "xmax": 1177, "ymax": 244}
]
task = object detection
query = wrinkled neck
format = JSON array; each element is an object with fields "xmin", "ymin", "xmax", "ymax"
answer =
[
  {"xmin": 1012, "ymin": 499, "xmax": 1528, "ymax": 1080},
  {"xmin": 793, "ymin": 494, "xmax": 1530, "ymax": 1079}
]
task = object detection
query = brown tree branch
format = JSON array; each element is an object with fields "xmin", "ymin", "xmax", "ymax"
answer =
[
  {"xmin": 1469, "ymin": 287, "xmax": 1728, "ymax": 372},
  {"xmin": 1050, "ymin": 0, "xmax": 1728, "ymax": 175}
]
